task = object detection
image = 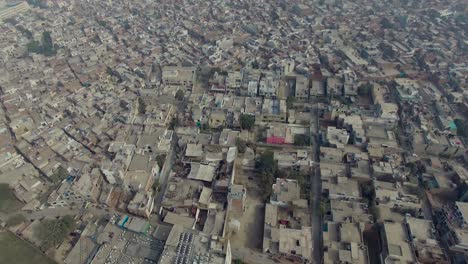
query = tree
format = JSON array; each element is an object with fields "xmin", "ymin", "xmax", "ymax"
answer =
[
  {"xmin": 41, "ymin": 31, "xmax": 55, "ymax": 56},
  {"xmin": 286, "ymin": 96, "xmax": 296, "ymax": 109},
  {"xmin": 357, "ymin": 83, "xmax": 373, "ymax": 96},
  {"xmin": 455, "ymin": 119, "xmax": 468, "ymax": 138},
  {"xmin": 27, "ymin": 0, "xmax": 47, "ymax": 8},
  {"xmin": 156, "ymin": 155, "xmax": 166, "ymax": 168},
  {"xmin": 26, "ymin": 31, "xmax": 56, "ymax": 56},
  {"xmin": 294, "ymin": 134, "xmax": 311, "ymax": 146},
  {"xmin": 257, "ymin": 151, "xmax": 277, "ymax": 175},
  {"xmin": 361, "ymin": 182, "xmax": 375, "ymax": 201},
  {"xmin": 251, "ymin": 60, "xmax": 259, "ymax": 69},
  {"xmin": 27, "ymin": 40, "xmax": 42, "ymax": 54},
  {"xmin": 35, "ymin": 216, "xmax": 75, "ymax": 250},
  {"xmin": 152, "ymin": 180, "xmax": 160, "ymax": 192},
  {"xmin": 50, "ymin": 166, "xmax": 68, "ymax": 183},
  {"xmin": 138, "ymin": 97, "xmax": 146, "ymax": 114},
  {"xmin": 175, "ymin": 90, "xmax": 185, "ymax": 101},
  {"xmin": 380, "ymin": 17, "xmax": 394, "ymax": 29},
  {"xmin": 395, "ymin": 15, "xmax": 408, "ymax": 28},
  {"xmin": 257, "ymin": 151, "xmax": 279, "ymax": 199},
  {"xmin": 270, "ymin": 10, "xmax": 279, "ymax": 20},
  {"xmin": 236, "ymin": 138, "xmax": 247, "ymax": 153},
  {"xmin": 240, "ymin": 114, "xmax": 255, "ymax": 131},
  {"xmin": 378, "ymin": 42, "xmax": 396, "ymax": 60},
  {"xmin": 16, "ymin": 25, "xmax": 33, "ymax": 39},
  {"xmin": 123, "ymin": 20, "xmax": 131, "ymax": 30},
  {"xmin": 168, "ymin": 116, "xmax": 178, "ymax": 130}
]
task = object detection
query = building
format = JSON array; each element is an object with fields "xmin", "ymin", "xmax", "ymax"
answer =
[
  {"xmin": 270, "ymin": 178, "xmax": 301, "ymax": 207},
  {"xmin": 226, "ymin": 70, "xmax": 243, "ymax": 92},
  {"xmin": 326, "ymin": 126, "xmax": 350, "ymax": 149},
  {"xmin": 261, "ymin": 99, "xmax": 287, "ymax": 123},
  {"xmin": 394, "ymin": 78, "xmax": 421, "ymax": 102},
  {"xmin": 228, "ymin": 184, "xmax": 246, "ymax": 213},
  {"xmin": 259, "ymin": 71, "xmax": 280, "ymax": 97},
  {"xmin": 323, "ymin": 222, "xmax": 370, "ymax": 264},
  {"xmin": 127, "ymin": 191, "xmax": 154, "ymax": 218},
  {"xmin": 405, "ymin": 217, "xmax": 449, "ymax": 264},
  {"xmin": 380, "ymin": 222, "xmax": 416, "ymax": 263},
  {"xmin": 295, "ymin": 76, "xmax": 309, "ymax": 100},
  {"xmin": 162, "ymin": 66, "xmax": 196, "ymax": 89}
]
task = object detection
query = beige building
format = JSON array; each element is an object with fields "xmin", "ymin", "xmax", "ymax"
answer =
[
  {"xmin": 161, "ymin": 66, "xmax": 196, "ymax": 89},
  {"xmin": 261, "ymin": 99, "xmax": 287, "ymax": 123}
]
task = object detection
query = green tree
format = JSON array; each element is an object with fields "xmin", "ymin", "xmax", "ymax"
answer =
[
  {"xmin": 50, "ymin": 166, "xmax": 68, "ymax": 183},
  {"xmin": 26, "ymin": 31, "xmax": 56, "ymax": 56},
  {"xmin": 155, "ymin": 155, "xmax": 166, "ymax": 168},
  {"xmin": 168, "ymin": 116, "xmax": 178, "ymax": 130},
  {"xmin": 27, "ymin": 40, "xmax": 42, "ymax": 54},
  {"xmin": 152, "ymin": 180, "xmax": 160, "ymax": 192},
  {"xmin": 251, "ymin": 60, "xmax": 259, "ymax": 69},
  {"xmin": 236, "ymin": 138, "xmax": 247, "ymax": 153},
  {"xmin": 357, "ymin": 83, "xmax": 373, "ymax": 96},
  {"xmin": 455, "ymin": 119, "xmax": 468, "ymax": 138},
  {"xmin": 138, "ymin": 97, "xmax": 146, "ymax": 114},
  {"xmin": 35, "ymin": 216, "xmax": 75, "ymax": 250},
  {"xmin": 380, "ymin": 17, "xmax": 394, "ymax": 29},
  {"xmin": 294, "ymin": 134, "xmax": 311, "ymax": 146},
  {"xmin": 378, "ymin": 42, "xmax": 396, "ymax": 60},
  {"xmin": 240, "ymin": 114, "xmax": 255, "ymax": 131},
  {"xmin": 41, "ymin": 31, "xmax": 55, "ymax": 56},
  {"xmin": 286, "ymin": 96, "xmax": 296, "ymax": 109},
  {"xmin": 395, "ymin": 15, "xmax": 408, "ymax": 28},
  {"xmin": 123, "ymin": 20, "xmax": 131, "ymax": 30},
  {"xmin": 175, "ymin": 90, "xmax": 185, "ymax": 101},
  {"xmin": 257, "ymin": 151, "xmax": 279, "ymax": 199}
]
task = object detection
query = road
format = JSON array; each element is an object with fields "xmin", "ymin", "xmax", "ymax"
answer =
[
  {"xmin": 153, "ymin": 140, "xmax": 176, "ymax": 215},
  {"xmin": 153, "ymin": 99, "xmax": 185, "ymax": 215},
  {"xmin": 310, "ymin": 99, "xmax": 323, "ymax": 264}
]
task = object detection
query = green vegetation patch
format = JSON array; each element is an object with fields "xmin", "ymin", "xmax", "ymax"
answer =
[
  {"xmin": 0, "ymin": 183, "xmax": 24, "ymax": 213},
  {"xmin": 0, "ymin": 231, "xmax": 56, "ymax": 264},
  {"xmin": 49, "ymin": 166, "xmax": 68, "ymax": 184},
  {"xmin": 34, "ymin": 215, "xmax": 76, "ymax": 251}
]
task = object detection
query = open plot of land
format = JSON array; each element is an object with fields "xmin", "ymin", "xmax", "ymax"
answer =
[
  {"xmin": 230, "ymin": 167, "xmax": 265, "ymax": 250},
  {"xmin": 0, "ymin": 183, "xmax": 24, "ymax": 213},
  {"xmin": 0, "ymin": 231, "xmax": 56, "ymax": 264}
]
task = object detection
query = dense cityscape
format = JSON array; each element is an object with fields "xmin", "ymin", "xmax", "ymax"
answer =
[{"xmin": 0, "ymin": 0, "xmax": 467, "ymax": 263}]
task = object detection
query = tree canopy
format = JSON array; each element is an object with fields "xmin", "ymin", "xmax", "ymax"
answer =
[
  {"xmin": 27, "ymin": 31, "xmax": 57, "ymax": 56},
  {"xmin": 34, "ymin": 216, "xmax": 75, "ymax": 250},
  {"xmin": 256, "ymin": 151, "xmax": 279, "ymax": 199},
  {"xmin": 240, "ymin": 114, "xmax": 255, "ymax": 130},
  {"xmin": 294, "ymin": 134, "xmax": 311, "ymax": 146}
]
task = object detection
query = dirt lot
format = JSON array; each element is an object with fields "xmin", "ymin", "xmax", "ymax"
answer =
[
  {"xmin": 229, "ymin": 165, "xmax": 265, "ymax": 250},
  {"xmin": 0, "ymin": 231, "xmax": 56, "ymax": 264}
]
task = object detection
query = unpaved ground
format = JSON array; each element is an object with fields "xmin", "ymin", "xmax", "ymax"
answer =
[{"xmin": 229, "ymin": 164, "xmax": 265, "ymax": 250}]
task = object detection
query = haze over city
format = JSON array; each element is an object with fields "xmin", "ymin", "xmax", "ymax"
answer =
[{"xmin": 0, "ymin": 0, "xmax": 467, "ymax": 264}]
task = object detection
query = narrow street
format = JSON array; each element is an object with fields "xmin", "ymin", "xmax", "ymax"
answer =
[
  {"xmin": 153, "ymin": 140, "xmax": 176, "ymax": 214},
  {"xmin": 153, "ymin": 98, "xmax": 185, "ymax": 215},
  {"xmin": 310, "ymin": 100, "xmax": 322, "ymax": 264}
]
